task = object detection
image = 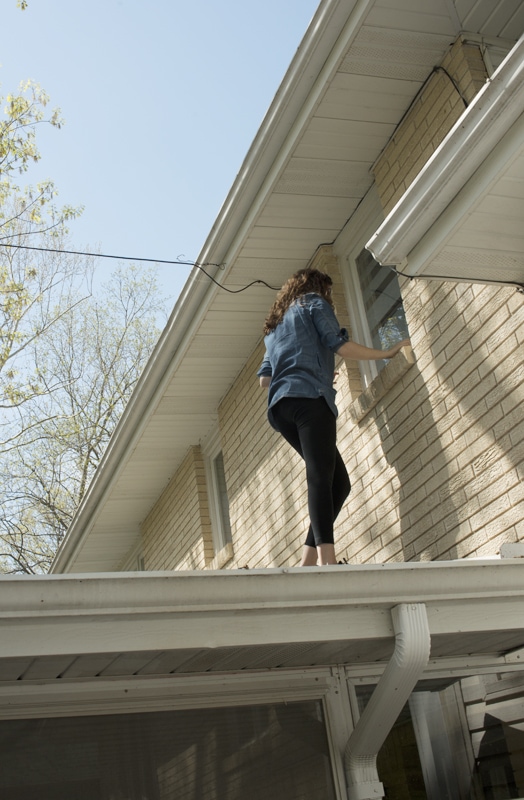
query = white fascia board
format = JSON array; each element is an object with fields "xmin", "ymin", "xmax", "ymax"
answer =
[
  {"xmin": 4, "ymin": 560, "xmax": 524, "ymax": 659},
  {"xmin": 51, "ymin": 0, "xmax": 375, "ymax": 574},
  {"xmin": 366, "ymin": 33, "xmax": 524, "ymax": 268}
]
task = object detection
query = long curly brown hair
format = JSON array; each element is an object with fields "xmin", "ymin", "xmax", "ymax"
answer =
[{"xmin": 263, "ymin": 268, "xmax": 334, "ymax": 335}]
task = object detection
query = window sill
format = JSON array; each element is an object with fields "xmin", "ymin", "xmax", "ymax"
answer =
[
  {"xmin": 207, "ymin": 542, "xmax": 234, "ymax": 571},
  {"xmin": 348, "ymin": 346, "xmax": 415, "ymax": 423}
]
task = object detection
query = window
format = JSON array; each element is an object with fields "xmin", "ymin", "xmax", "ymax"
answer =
[
  {"xmin": 203, "ymin": 428, "xmax": 232, "ymax": 554},
  {"xmin": 120, "ymin": 539, "xmax": 145, "ymax": 571},
  {"xmin": 0, "ymin": 700, "xmax": 337, "ymax": 799},
  {"xmin": 355, "ymin": 247, "xmax": 409, "ymax": 360},
  {"xmin": 354, "ymin": 673, "xmax": 524, "ymax": 799},
  {"xmin": 335, "ymin": 186, "xmax": 410, "ymax": 388}
]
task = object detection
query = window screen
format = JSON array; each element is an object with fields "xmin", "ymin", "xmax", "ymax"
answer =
[{"xmin": 0, "ymin": 700, "xmax": 337, "ymax": 800}]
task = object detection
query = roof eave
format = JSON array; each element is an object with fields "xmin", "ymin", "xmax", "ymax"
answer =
[
  {"xmin": 4, "ymin": 560, "xmax": 524, "ymax": 661},
  {"xmin": 366, "ymin": 33, "xmax": 524, "ymax": 271}
]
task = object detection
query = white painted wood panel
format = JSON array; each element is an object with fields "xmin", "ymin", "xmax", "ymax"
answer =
[
  {"xmin": 457, "ymin": 0, "xmax": 524, "ymax": 37},
  {"xmin": 241, "ymin": 224, "xmax": 336, "ymax": 244},
  {"xmin": 341, "ymin": 25, "xmax": 453, "ymax": 80},
  {"xmin": 366, "ymin": 4, "xmax": 456, "ymax": 36},
  {"xmin": 482, "ymin": 0, "xmax": 523, "ymax": 37},
  {"xmin": 97, "ymin": 652, "xmax": 162, "ymax": 677},
  {"xmin": 275, "ymin": 158, "xmax": 372, "ymax": 197},
  {"xmin": 329, "ymin": 70, "xmax": 424, "ymax": 97},
  {"xmin": 474, "ymin": 195, "xmax": 524, "ymax": 219},
  {"xmin": 450, "ymin": 228, "xmax": 524, "ymax": 253},
  {"xmin": 423, "ymin": 247, "xmax": 524, "ymax": 283},
  {"xmin": 60, "ymin": 654, "xmax": 121, "ymax": 679},
  {"xmin": 499, "ymin": 3, "xmax": 524, "ymax": 39},
  {"xmin": 135, "ymin": 649, "xmax": 203, "ymax": 675},
  {"xmin": 21, "ymin": 655, "xmax": 77, "ymax": 681},
  {"xmin": 0, "ymin": 658, "xmax": 33, "ymax": 682},
  {"xmin": 317, "ymin": 81, "xmax": 418, "ymax": 125},
  {"xmin": 295, "ymin": 117, "xmax": 395, "ymax": 162}
]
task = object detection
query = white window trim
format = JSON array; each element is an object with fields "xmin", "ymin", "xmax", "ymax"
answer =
[
  {"xmin": 202, "ymin": 425, "xmax": 233, "ymax": 556},
  {"xmin": 334, "ymin": 185, "xmax": 389, "ymax": 389},
  {"xmin": 119, "ymin": 537, "xmax": 145, "ymax": 572},
  {"xmin": 0, "ymin": 666, "xmax": 352, "ymax": 800}
]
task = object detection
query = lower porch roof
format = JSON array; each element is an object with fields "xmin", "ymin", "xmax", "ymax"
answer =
[{"xmin": 1, "ymin": 559, "xmax": 523, "ymax": 718}]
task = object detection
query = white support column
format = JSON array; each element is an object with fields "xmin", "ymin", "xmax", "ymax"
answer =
[{"xmin": 344, "ymin": 603, "xmax": 431, "ymax": 800}]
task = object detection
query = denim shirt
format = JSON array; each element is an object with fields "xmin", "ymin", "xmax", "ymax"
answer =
[{"xmin": 257, "ymin": 293, "xmax": 349, "ymax": 421}]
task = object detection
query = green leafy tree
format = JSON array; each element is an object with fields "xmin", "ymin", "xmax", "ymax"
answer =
[
  {"xmin": 0, "ymin": 81, "xmax": 168, "ymax": 572},
  {"xmin": 1, "ymin": 80, "xmax": 79, "ymax": 231},
  {"xmin": 0, "ymin": 264, "xmax": 166, "ymax": 573},
  {"xmin": 1, "ymin": 81, "xmax": 84, "ymax": 417}
]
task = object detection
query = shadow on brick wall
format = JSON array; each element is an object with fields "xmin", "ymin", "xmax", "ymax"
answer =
[
  {"xmin": 420, "ymin": 281, "xmax": 523, "ymax": 558},
  {"xmin": 374, "ymin": 362, "xmax": 463, "ymax": 562}
]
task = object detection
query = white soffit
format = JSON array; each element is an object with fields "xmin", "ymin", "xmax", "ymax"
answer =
[{"xmin": 366, "ymin": 33, "xmax": 524, "ymax": 288}]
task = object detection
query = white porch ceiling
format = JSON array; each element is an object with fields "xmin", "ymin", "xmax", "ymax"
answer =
[{"xmin": 54, "ymin": 0, "xmax": 524, "ymax": 573}]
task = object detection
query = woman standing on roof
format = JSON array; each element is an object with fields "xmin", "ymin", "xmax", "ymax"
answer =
[{"xmin": 258, "ymin": 268, "xmax": 409, "ymax": 566}]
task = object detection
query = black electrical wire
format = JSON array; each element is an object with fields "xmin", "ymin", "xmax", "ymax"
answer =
[
  {"xmin": 384, "ymin": 262, "xmax": 524, "ymax": 293},
  {"xmin": 5, "ymin": 242, "xmax": 522, "ymax": 295},
  {"xmin": 0, "ymin": 242, "xmax": 281, "ymax": 293},
  {"xmin": 432, "ymin": 66, "xmax": 469, "ymax": 108}
]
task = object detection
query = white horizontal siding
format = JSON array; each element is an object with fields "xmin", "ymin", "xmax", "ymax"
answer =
[
  {"xmin": 366, "ymin": 2, "xmax": 457, "ymax": 35},
  {"xmin": 456, "ymin": 0, "xmax": 524, "ymax": 38}
]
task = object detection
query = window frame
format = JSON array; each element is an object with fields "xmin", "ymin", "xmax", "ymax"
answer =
[
  {"xmin": 346, "ymin": 671, "xmax": 524, "ymax": 799},
  {"xmin": 0, "ymin": 667, "xmax": 352, "ymax": 800},
  {"xmin": 120, "ymin": 538, "xmax": 145, "ymax": 572},
  {"xmin": 334, "ymin": 185, "xmax": 408, "ymax": 390},
  {"xmin": 202, "ymin": 426, "xmax": 233, "ymax": 556}
]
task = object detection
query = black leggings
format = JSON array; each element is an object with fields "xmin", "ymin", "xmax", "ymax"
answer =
[{"xmin": 269, "ymin": 397, "xmax": 351, "ymax": 547}]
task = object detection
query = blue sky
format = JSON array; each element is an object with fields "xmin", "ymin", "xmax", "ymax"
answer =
[{"xmin": 1, "ymin": 0, "xmax": 319, "ymax": 304}]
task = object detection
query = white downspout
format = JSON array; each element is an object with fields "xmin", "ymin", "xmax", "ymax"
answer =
[{"xmin": 344, "ymin": 603, "xmax": 431, "ymax": 800}]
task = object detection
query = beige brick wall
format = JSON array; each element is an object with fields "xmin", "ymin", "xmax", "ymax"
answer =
[
  {"xmin": 141, "ymin": 445, "xmax": 214, "ymax": 570},
  {"xmin": 373, "ymin": 37, "xmax": 488, "ymax": 213},
  {"xmin": 139, "ymin": 273, "xmax": 523, "ymax": 571},
  {"xmin": 215, "ymin": 273, "xmax": 524, "ymax": 569},
  {"xmin": 333, "ymin": 277, "xmax": 524, "ymax": 564},
  {"xmin": 212, "ymin": 37, "xmax": 523, "ymax": 568},
  {"xmin": 138, "ymin": 35, "xmax": 523, "ymax": 571},
  {"xmin": 350, "ymin": 34, "xmax": 524, "ymax": 563}
]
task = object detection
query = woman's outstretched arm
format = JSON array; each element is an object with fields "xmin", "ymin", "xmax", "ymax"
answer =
[{"xmin": 337, "ymin": 338, "xmax": 410, "ymax": 361}]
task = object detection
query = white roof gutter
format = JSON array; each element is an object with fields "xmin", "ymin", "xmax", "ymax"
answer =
[
  {"xmin": 51, "ymin": 0, "xmax": 375, "ymax": 574},
  {"xmin": 345, "ymin": 603, "xmax": 431, "ymax": 800},
  {"xmin": 366, "ymin": 33, "xmax": 524, "ymax": 271}
]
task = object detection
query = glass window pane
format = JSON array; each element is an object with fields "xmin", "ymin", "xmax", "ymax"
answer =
[
  {"xmin": 355, "ymin": 249, "xmax": 409, "ymax": 351},
  {"xmin": 0, "ymin": 700, "xmax": 337, "ymax": 800},
  {"xmin": 213, "ymin": 451, "xmax": 232, "ymax": 545}
]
